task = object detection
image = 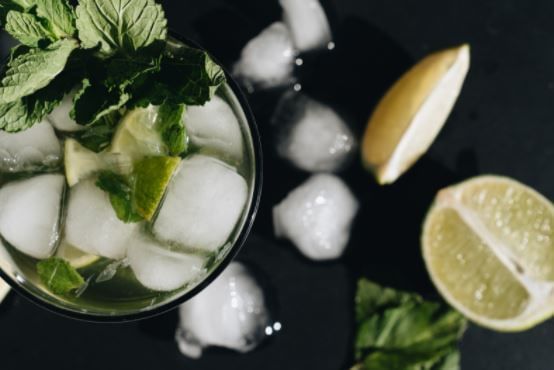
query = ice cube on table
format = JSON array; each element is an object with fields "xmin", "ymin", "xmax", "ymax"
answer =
[
  {"xmin": 176, "ymin": 262, "xmax": 270, "ymax": 358},
  {"xmin": 273, "ymin": 174, "xmax": 358, "ymax": 260},
  {"xmin": 280, "ymin": 0, "xmax": 333, "ymax": 52},
  {"xmin": 233, "ymin": 22, "xmax": 296, "ymax": 91},
  {"xmin": 0, "ymin": 174, "xmax": 64, "ymax": 259},
  {"xmin": 65, "ymin": 180, "xmax": 137, "ymax": 259},
  {"xmin": 154, "ymin": 155, "xmax": 248, "ymax": 252},
  {"xmin": 185, "ymin": 96, "xmax": 244, "ymax": 162},
  {"xmin": 0, "ymin": 120, "xmax": 61, "ymax": 172},
  {"xmin": 47, "ymin": 88, "xmax": 85, "ymax": 132},
  {"xmin": 273, "ymin": 92, "xmax": 355, "ymax": 172},
  {"xmin": 127, "ymin": 234, "xmax": 206, "ymax": 291}
]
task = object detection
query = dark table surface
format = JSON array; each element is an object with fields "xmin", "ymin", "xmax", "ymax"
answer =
[{"xmin": 1, "ymin": 0, "xmax": 554, "ymax": 369}]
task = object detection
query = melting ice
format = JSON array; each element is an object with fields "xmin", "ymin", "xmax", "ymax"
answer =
[
  {"xmin": 176, "ymin": 262, "xmax": 271, "ymax": 358},
  {"xmin": 273, "ymin": 174, "xmax": 358, "ymax": 260},
  {"xmin": 273, "ymin": 92, "xmax": 355, "ymax": 172}
]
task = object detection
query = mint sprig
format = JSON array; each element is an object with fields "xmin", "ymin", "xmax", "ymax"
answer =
[
  {"xmin": 96, "ymin": 171, "xmax": 143, "ymax": 223},
  {"xmin": 37, "ymin": 257, "xmax": 85, "ymax": 295},
  {"xmin": 0, "ymin": 38, "xmax": 77, "ymax": 104},
  {"xmin": 0, "ymin": 0, "xmax": 225, "ymax": 138},
  {"xmin": 4, "ymin": 11, "xmax": 54, "ymax": 47},
  {"xmin": 75, "ymin": 0, "xmax": 167, "ymax": 57},
  {"xmin": 353, "ymin": 279, "xmax": 466, "ymax": 370},
  {"xmin": 3, "ymin": 0, "xmax": 76, "ymax": 45}
]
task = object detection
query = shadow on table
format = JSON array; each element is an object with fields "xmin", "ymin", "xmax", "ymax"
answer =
[
  {"xmin": 147, "ymin": 7, "xmax": 481, "ymax": 369},
  {"xmin": 139, "ymin": 307, "xmax": 179, "ymax": 341}
]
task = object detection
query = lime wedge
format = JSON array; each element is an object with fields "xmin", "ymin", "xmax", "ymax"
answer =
[
  {"xmin": 362, "ymin": 44, "xmax": 470, "ymax": 184},
  {"xmin": 111, "ymin": 106, "xmax": 168, "ymax": 160},
  {"xmin": 56, "ymin": 242, "xmax": 100, "ymax": 269},
  {"xmin": 133, "ymin": 156, "xmax": 181, "ymax": 221},
  {"xmin": 64, "ymin": 138, "xmax": 106, "ymax": 186},
  {"xmin": 422, "ymin": 175, "xmax": 554, "ymax": 331},
  {"xmin": 64, "ymin": 139, "xmax": 132, "ymax": 186}
]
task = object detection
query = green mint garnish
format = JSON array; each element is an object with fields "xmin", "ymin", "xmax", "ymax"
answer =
[
  {"xmin": 0, "ymin": 0, "xmax": 226, "ymax": 134},
  {"xmin": 353, "ymin": 279, "xmax": 466, "ymax": 370},
  {"xmin": 4, "ymin": 11, "xmax": 55, "ymax": 47},
  {"xmin": 37, "ymin": 257, "xmax": 86, "ymax": 295},
  {"xmin": 0, "ymin": 38, "xmax": 78, "ymax": 105},
  {"xmin": 156, "ymin": 102, "xmax": 187, "ymax": 156},
  {"xmin": 96, "ymin": 171, "xmax": 143, "ymax": 223},
  {"xmin": 71, "ymin": 110, "xmax": 120, "ymax": 152},
  {"xmin": 75, "ymin": 0, "xmax": 167, "ymax": 57}
]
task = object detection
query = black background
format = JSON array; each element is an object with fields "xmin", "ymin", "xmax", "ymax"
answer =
[{"xmin": 1, "ymin": 0, "xmax": 554, "ymax": 369}]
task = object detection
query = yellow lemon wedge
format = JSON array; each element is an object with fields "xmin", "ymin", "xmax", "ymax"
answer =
[{"xmin": 362, "ymin": 44, "xmax": 470, "ymax": 184}]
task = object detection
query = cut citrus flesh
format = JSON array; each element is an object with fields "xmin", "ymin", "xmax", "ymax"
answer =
[
  {"xmin": 111, "ymin": 106, "xmax": 167, "ymax": 160},
  {"xmin": 422, "ymin": 175, "xmax": 554, "ymax": 331},
  {"xmin": 64, "ymin": 138, "xmax": 107, "ymax": 186},
  {"xmin": 362, "ymin": 44, "xmax": 470, "ymax": 184},
  {"xmin": 64, "ymin": 139, "xmax": 132, "ymax": 186},
  {"xmin": 56, "ymin": 242, "xmax": 100, "ymax": 269},
  {"xmin": 0, "ymin": 277, "xmax": 9, "ymax": 303},
  {"xmin": 133, "ymin": 156, "xmax": 181, "ymax": 221}
]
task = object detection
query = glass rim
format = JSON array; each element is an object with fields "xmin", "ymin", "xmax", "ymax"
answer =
[{"xmin": 0, "ymin": 32, "xmax": 263, "ymax": 323}]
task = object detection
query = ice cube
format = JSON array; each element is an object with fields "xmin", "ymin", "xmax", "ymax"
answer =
[
  {"xmin": 233, "ymin": 22, "xmax": 296, "ymax": 91},
  {"xmin": 273, "ymin": 92, "xmax": 355, "ymax": 172},
  {"xmin": 273, "ymin": 174, "xmax": 358, "ymax": 260},
  {"xmin": 176, "ymin": 262, "xmax": 270, "ymax": 358},
  {"xmin": 127, "ymin": 234, "xmax": 206, "ymax": 291},
  {"xmin": 154, "ymin": 155, "xmax": 248, "ymax": 253},
  {"xmin": 280, "ymin": 0, "xmax": 333, "ymax": 52},
  {"xmin": 65, "ymin": 180, "xmax": 137, "ymax": 259},
  {"xmin": 0, "ymin": 174, "xmax": 64, "ymax": 259},
  {"xmin": 0, "ymin": 120, "xmax": 61, "ymax": 172},
  {"xmin": 47, "ymin": 88, "xmax": 85, "ymax": 132},
  {"xmin": 185, "ymin": 96, "xmax": 244, "ymax": 162}
]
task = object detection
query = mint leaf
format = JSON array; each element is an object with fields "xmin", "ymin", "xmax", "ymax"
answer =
[
  {"xmin": 71, "ymin": 55, "xmax": 160, "ymax": 125},
  {"xmin": 75, "ymin": 0, "xmax": 167, "ymax": 57},
  {"xmin": 162, "ymin": 46, "xmax": 226, "ymax": 105},
  {"xmin": 4, "ymin": 10, "xmax": 54, "ymax": 47},
  {"xmin": 353, "ymin": 279, "xmax": 466, "ymax": 370},
  {"xmin": 360, "ymin": 347, "xmax": 460, "ymax": 370},
  {"xmin": 37, "ymin": 257, "xmax": 85, "ymax": 295},
  {"xmin": 72, "ymin": 111, "xmax": 120, "ymax": 152},
  {"xmin": 34, "ymin": 0, "xmax": 76, "ymax": 38},
  {"xmin": 0, "ymin": 53, "xmax": 85, "ymax": 131},
  {"xmin": 156, "ymin": 102, "xmax": 187, "ymax": 155},
  {"xmin": 132, "ymin": 46, "xmax": 226, "ymax": 108},
  {"xmin": 96, "ymin": 171, "xmax": 143, "ymax": 223},
  {"xmin": 0, "ymin": 2, "xmax": 25, "ymax": 24},
  {"xmin": 0, "ymin": 38, "xmax": 78, "ymax": 104},
  {"xmin": 71, "ymin": 78, "xmax": 130, "ymax": 125}
]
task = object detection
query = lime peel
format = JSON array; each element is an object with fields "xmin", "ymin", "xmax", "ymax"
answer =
[
  {"xmin": 422, "ymin": 175, "xmax": 554, "ymax": 331},
  {"xmin": 133, "ymin": 156, "xmax": 181, "ymax": 221}
]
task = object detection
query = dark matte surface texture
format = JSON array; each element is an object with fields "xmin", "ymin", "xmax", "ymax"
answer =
[{"xmin": 1, "ymin": 1, "xmax": 553, "ymax": 369}]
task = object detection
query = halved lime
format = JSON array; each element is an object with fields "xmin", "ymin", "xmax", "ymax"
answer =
[
  {"xmin": 362, "ymin": 44, "xmax": 470, "ymax": 184},
  {"xmin": 56, "ymin": 242, "xmax": 100, "ymax": 269},
  {"xmin": 111, "ymin": 106, "xmax": 168, "ymax": 160},
  {"xmin": 133, "ymin": 156, "xmax": 181, "ymax": 221},
  {"xmin": 422, "ymin": 175, "xmax": 554, "ymax": 331}
]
